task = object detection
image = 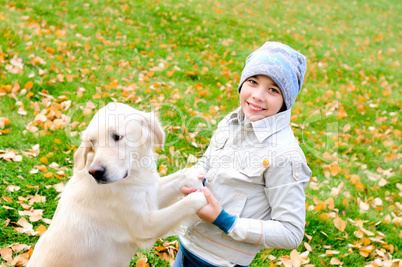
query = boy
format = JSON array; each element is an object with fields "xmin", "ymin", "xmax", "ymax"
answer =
[{"xmin": 175, "ymin": 41, "xmax": 312, "ymax": 267}]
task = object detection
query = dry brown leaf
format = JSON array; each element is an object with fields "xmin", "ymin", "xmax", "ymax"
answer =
[
  {"xmin": 326, "ymin": 250, "xmax": 340, "ymax": 256},
  {"xmin": 15, "ymin": 217, "xmax": 38, "ymax": 236},
  {"xmin": 6, "ymin": 185, "xmax": 20, "ymax": 192},
  {"xmin": 11, "ymin": 251, "xmax": 30, "ymax": 266},
  {"xmin": 330, "ymin": 257, "xmax": 343, "ymax": 265},
  {"xmin": 0, "ymin": 150, "xmax": 23, "ymax": 162},
  {"xmin": 0, "ymin": 247, "xmax": 13, "ymax": 262},
  {"xmin": 333, "ymin": 217, "xmax": 347, "ymax": 232},
  {"xmin": 304, "ymin": 242, "xmax": 312, "ymax": 251},
  {"xmin": 10, "ymin": 244, "xmax": 30, "ymax": 254}
]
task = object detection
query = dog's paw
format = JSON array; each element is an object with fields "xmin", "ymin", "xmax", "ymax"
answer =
[
  {"xmin": 180, "ymin": 168, "xmax": 204, "ymax": 190},
  {"xmin": 186, "ymin": 191, "xmax": 208, "ymax": 209}
]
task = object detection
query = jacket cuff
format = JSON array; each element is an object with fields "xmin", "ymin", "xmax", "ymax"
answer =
[
  {"xmin": 212, "ymin": 209, "xmax": 237, "ymax": 234},
  {"xmin": 228, "ymin": 218, "xmax": 264, "ymax": 245}
]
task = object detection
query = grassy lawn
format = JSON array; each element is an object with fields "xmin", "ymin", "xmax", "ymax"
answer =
[{"xmin": 0, "ymin": 0, "xmax": 401, "ymax": 266}]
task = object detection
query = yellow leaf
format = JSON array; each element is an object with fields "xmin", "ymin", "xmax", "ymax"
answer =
[
  {"xmin": 355, "ymin": 182, "xmax": 365, "ymax": 191},
  {"xmin": 46, "ymin": 47, "xmax": 55, "ymax": 54},
  {"xmin": 159, "ymin": 165, "xmax": 167, "ymax": 176},
  {"xmin": 92, "ymin": 93, "xmax": 101, "ymax": 99},
  {"xmin": 167, "ymin": 71, "xmax": 174, "ymax": 77},
  {"xmin": 40, "ymin": 157, "xmax": 48, "ymax": 165},
  {"xmin": 37, "ymin": 165, "xmax": 48, "ymax": 172},
  {"xmin": 349, "ymin": 174, "xmax": 360, "ymax": 184},
  {"xmin": 43, "ymin": 172, "xmax": 54, "ymax": 178},
  {"xmin": 3, "ymin": 196, "xmax": 12, "ymax": 202},
  {"xmin": 26, "ymin": 91, "xmax": 34, "ymax": 99},
  {"xmin": 136, "ymin": 257, "xmax": 149, "ymax": 267},
  {"xmin": 36, "ymin": 225, "xmax": 47, "ymax": 236},
  {"xmin": 54, "ymin": 139, "xmax": 62, "ymax": 145},
  {"xmin": 362, "ymin": 237, "xmax": 371, "ymax": 246},
  {"xmin": 25, "ymin": 81, "xmax": 33, "ymax": 90},
  {"xmin": 330, "ymin": 162, "xmax": 340, "ymax": 176}
]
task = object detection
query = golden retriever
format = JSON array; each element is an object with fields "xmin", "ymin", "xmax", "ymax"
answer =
[{"xmin": 27, "ymin": 103, "xmax": 206, "ymax": 267}]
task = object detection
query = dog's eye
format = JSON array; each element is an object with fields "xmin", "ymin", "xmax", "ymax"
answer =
[{"xmin": 112, "ymin": 134, "xmax": 123, "ymax": 141}]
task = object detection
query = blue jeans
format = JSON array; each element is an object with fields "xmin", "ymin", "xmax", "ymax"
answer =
[
  {"xmin": 173, "ymin": 249, "xmax": 200, "ymax": 267},
  {"xmin": 173, "ymin": 249, "xmax": 248, "ymax": 267}
]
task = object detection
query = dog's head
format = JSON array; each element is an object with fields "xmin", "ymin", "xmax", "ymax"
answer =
[{"xmin": 74, "ymin": 102, "xmax": 165, "ymax": 184}]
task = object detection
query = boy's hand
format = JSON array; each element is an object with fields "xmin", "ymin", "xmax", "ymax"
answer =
[{"xmin": 196, "ymin": 187, "xmax": 222, "ymax": 223}]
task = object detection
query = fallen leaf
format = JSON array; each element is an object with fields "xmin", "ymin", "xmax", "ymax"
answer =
[
  {"xmin": 10, "ymin": 243, "xmax": 30, "ymax": 253},
  {"xmin": 11, "ymin": 252, "xmax": 30, "ymax": 266},
  {"xmin": 330, "ymin": 163, "xmax": 340, "ymax": 176},
  {"xmin": 6, "ymin": 185, "xmax": 20, "ymax": 192},
  {"xmin": 333, "ymin": 217, "xmax": 347, "ymax": 232},
  {"xmin": 0, "ymin": 247, "xmax": 12, "ymax": 262},
  {"xmin": 36, "ymin": 225, "xmax": 47, "ymax": 236},
  {"xmin": 330, "ymin": 257, "xmax": 343, "ymax": 265},
  {"xmin": 136, "ymin": 257, "xmax": 149, "ymax": 267}
]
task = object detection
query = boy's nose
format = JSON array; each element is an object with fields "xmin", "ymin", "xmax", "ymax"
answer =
[{"xmin": 252, "ymin": 88, "xmax": 265, "ymax": 101}]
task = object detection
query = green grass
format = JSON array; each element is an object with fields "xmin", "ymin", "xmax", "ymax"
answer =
[{"xmin": 0, "ymin": 0, "xmax": 401, "ymax": 266}]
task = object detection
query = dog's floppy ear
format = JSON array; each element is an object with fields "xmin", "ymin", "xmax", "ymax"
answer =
[
  {"xmin": 74, "ymin": 131, "xmax": 93, "ymax": 171},
  {"xmin": 141, "ymin": 112, "xmax": 165, "ymax": 149}
]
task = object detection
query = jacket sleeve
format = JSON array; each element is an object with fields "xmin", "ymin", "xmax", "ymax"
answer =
[{"xmin": 227, "ymin": 151, "xmax": 311, "ymax": 249}]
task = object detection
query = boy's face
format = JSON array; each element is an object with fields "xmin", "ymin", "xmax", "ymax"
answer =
[{"xmin": 239, "ymin": 75, "xmax": 284, "ymax": 122}]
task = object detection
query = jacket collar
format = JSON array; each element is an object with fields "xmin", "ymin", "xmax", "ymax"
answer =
[{"xmin": 228, "ymin": 107, "xmax": 291, "ymax": 143}]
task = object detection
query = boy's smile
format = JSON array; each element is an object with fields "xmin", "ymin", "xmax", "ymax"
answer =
[{"xmin": 239, "ymin": 75, "xmax": 284, "ymax": 121}]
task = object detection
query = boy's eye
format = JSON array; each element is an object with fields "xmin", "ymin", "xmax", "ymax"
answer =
[
  {"xmin": 269, "ymin": 88, "xmax": 279, "ymax": 94},
  {"xmin": 248, "ymin": 79, "xmax": 258, "ymax": 85}
]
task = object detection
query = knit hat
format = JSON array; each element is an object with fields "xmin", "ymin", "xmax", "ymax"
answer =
[{"xmin": 238, "ymin": 42, "xmax": 307, "ymax": 110}]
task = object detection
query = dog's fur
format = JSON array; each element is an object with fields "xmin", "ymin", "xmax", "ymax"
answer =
[{"xmin": 27, "ymin": 103, "xmax": 206, "ymax": 267}]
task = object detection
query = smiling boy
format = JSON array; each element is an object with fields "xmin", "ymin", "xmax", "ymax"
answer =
[{"xmin": 174, "ymin": 41, "xmax": 312, "ymax": 267}]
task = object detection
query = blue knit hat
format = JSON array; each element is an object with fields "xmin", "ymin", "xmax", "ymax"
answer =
[{"xmin": 238, "ymin": 42, "xmax": 307, "ymax": 110}]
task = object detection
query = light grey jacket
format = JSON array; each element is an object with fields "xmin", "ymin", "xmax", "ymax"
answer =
[{"xmin": 179, "ymin": 107, "xmax": 312, "ymax": 266}]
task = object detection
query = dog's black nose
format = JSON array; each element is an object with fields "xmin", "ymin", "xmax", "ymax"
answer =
[{"xmin": 88, "ymin": 166, "xmax": 106, "ymax": 182}]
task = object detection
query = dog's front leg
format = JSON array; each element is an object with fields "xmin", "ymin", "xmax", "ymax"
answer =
[
  {"xmin": 157, "ymin": 172, "xmax": 184, "ymax": 208},
  {"xmin": 148, "ymin": 191, "xmax": 207, "ymax": 238},
  {"xmin": 158, "ymin": 168, "xmax": 203, "ymax": 208}
]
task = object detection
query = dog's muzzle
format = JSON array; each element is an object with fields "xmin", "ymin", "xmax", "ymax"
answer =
[{"xmin": 89, "ymin": 165, "xmax": 108, "ymax": 184}]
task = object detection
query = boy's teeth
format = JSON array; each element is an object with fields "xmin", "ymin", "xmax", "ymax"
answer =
[{"xmin": 250, "ymin": 104, "xmax": 263, "ymax": 111}]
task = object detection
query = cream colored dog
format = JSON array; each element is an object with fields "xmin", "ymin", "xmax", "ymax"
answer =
[{"xmin": 27, "ymin": 103, "xmax": 206, "ymax": 267}]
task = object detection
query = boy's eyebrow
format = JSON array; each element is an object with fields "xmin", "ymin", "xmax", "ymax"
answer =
[
  {"xmin": 271, "ymin": 80, "xmax": 279, "ymax": 87},
  {"xmin": 251, "ymin": 75, "xmax": 280, "ymax": 88}
]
